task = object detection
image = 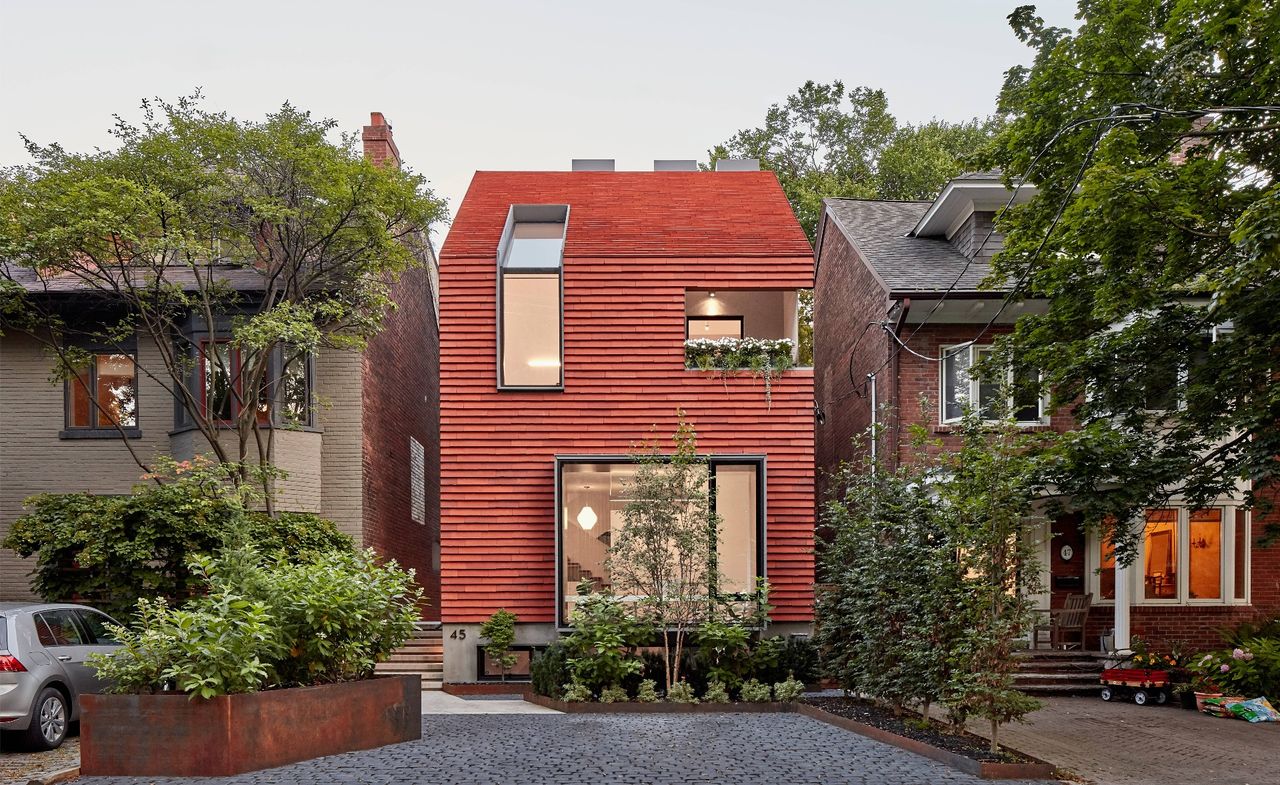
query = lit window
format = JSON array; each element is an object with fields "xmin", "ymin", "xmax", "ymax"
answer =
[
  {"xmin": 1188, "ymin": 509, "xmax": 1222, "ymax": 600},
  {"xmin": 940, "ymin": 344, "xmax": 1044, "ymax": 424},
  {"xmin": 66, "ymin": 353, "xmax": 138, "ymax": 429},
  {"xmin": 557, "ymin": 458, "xmax": 763, "ymax": 625},
  {"xmin": 498, "ymin": 206, "xmax": 567, "ymax": 389},
  {"xmin": 1143, "ymin": 509, "xmax": 1178, "ymax": 600}
]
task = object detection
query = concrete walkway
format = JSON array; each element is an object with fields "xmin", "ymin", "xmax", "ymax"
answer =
[
  {"xmin": 963, "ymin": 697, "xmax": 1279, "ymax": 785},
  {"xmin": 421, "ymin": 690, "xmax": 559, "ymax": 714}
]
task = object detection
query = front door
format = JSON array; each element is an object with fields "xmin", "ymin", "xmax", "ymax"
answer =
[{"xmin": 1049, "ymin": 515, "xmax": 1086, "ymax": 609}]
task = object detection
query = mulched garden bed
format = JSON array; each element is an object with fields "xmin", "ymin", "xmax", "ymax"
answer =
[{"xmin": 803, "ymin": 697, "xmax": 1025, "ymax": 763}]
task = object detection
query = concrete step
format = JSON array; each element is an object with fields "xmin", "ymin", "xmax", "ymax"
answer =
[
  {"xmin": 1019, "ymin": 682, "xmax": 1104, "ymax": 697},
  {"xmin": 1016, "ymin": 672, "xmax": 1104, "ymax": 686},
  {"xmin": 376, "ymin": 662, "xmax": 444, "ymax": 673},
  {"xmin": 387, "ymin": 653, "xmax": 444, "ymax": 663}
]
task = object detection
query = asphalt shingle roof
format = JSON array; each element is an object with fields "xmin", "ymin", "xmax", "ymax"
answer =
[
  {"xmin": 442, "ymin": 171, "xmax": 813, "ymax": 260},
  {"xmin": 2, "ymin": 262, "xmax": 271, "ymax": 294},
  {"xmin": 823, "ymin": 198, "xmax": 1007, "ymax": 294}
]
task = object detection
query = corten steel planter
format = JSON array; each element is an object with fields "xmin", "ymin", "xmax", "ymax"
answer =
[
  {"xmin": 80, "ymin": 674, "xmax": 421, "ymax": 777},
  {"xmin": 796, "ymin": 703, "xmax": 1058, "ymax": 781}
]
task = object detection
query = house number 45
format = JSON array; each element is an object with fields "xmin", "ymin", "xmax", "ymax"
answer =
[{"xmin": 450, "ymin": 629, "xmax": 467, "ymax": 640}]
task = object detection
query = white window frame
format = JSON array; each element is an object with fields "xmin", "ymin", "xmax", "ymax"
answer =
[
  {"xmin": 1086, "ymin": 505, "xmax": 1250, "ymax": 607},
  {"xmin": 939, "ymin": 344, "xmax": 1047, "ymax": 426}
]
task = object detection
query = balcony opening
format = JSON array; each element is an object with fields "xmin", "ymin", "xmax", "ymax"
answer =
[{"xmin": 685, "ymin": 289, "xmax": 804, "ymax": 363}]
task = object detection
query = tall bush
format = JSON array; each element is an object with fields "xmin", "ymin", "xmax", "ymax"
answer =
[
  {"xmin": 481, "ymin": 609, "xmax": 518, "ymax": 682},
  {"xmin": 563, "ymin": 580, "xmax": 645, "ymax": 696},
  {"xmin": 3, "ymin": 457, "xmax": 353, "ymax": 618}
]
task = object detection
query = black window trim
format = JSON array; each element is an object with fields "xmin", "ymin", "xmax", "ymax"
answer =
[
  {"xmin": 496, "ymin": 204, "xmax": 569, "ymax": 392},
  {"xmin": 684, "ymin": 315, "xmax": 745, "ymax": 340},
  {"xmin": 553, "ymin": 453, "xmax": 767, "ymax": 629},
  {"xmin": 61, "ymin": 345, "xmax": 141, "ymax": 439}
]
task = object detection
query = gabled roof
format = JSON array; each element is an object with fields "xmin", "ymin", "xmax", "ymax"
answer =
[
  {"xmin": 2, "ymin": 262, "xmax": 269, "ymax": 294},
  {"xmin": 441, "ymin": 171, "xmax": 813, "ymax": 259},
  {"xmin": 822, "ymin": 198, "xmax": 1007, "ymax": 294}
]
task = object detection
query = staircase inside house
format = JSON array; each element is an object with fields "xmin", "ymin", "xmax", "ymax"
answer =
[
  {"xmin": 376, "ymin": 625, "xmax": 444, "ymax": 690},
  {"xmin": 1014, "ymin": 650, "xmax": 1107, "ymax": 696}
]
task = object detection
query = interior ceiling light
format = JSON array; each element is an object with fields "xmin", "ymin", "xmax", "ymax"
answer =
[
  {"xmin": 527, "ymin": 358, "xmax": 562, "ymax": 368},
  {"xmin": 577, "ymin": 505, "xmax": 598, "ymax": 530},
  {"xmin": 708, "ymin": 291, "xmax": 716, "ymax": 298}
]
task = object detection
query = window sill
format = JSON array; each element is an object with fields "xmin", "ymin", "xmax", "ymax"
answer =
[
  {"xmin": 59, "ymin": 428, "xmax": 143, "ymax": 440},
  {"xmin": 933, "ymin": 422, "xmax": 1053, "ymax": 434}
]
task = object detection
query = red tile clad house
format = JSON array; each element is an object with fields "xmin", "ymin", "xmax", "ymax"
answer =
[
  {"xmin": 813, "ymin": 173, "xmax": 1279, "ymax": 653},
  {"xmin": 437, "ymin": 161, "xmax": 815, "ymax": 683}
]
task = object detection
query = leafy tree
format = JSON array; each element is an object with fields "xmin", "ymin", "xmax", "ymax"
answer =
[
  {"xmin": 480, "ymin": 609, "xmax": 519, "ymax": 682},
  {"xmin": 0, "ymin": 93, "xmax": 447, "ymax": 508},
  {"xmin": 606, "ymin": 413, "xmax": 720, "ymax": 691},
  {"xmin": 937, "ymin": 414, "xmax": 1046, "ymax": 753},
  {"xmin": 710, "ymin": 80, "xmax": 1000, "ymax": 363},
  {"xmin": 2, "ymin": 456, "xmax": 353, "ymax": 619},
  {"xmin": 985, "ymin": 2, "xmax": 1280, "ymax": 557}
]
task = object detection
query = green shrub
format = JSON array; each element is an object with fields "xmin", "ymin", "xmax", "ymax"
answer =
[
  {"xmin": 739, "ymin": 678, "xmax": 772, "ymax": 702},
  {"xmin": 564, "ymin": 580, "xmax": 645, "ymax": 694},
  {"xmin": 773, "ymin": 676, "xmax": 805, "ymax": 702},
  {"xmin": 635, "ymin": 678, "xmax": 660, "ymax": 703},
  {"xmin": 694, "ymin": 619, "xmax": 753, "ymax": 691},
  {"xmin": 666, "ymin": 680, "xmax": 698, "ymax": 703},
  {"xmin": 88, "ymin": 546, "xmax": 421, "ymax": 696},
  {"xmin": 748, "ymin": 635, "xmax": 818, "ymax": 685},
  {"xmin": 599, "ymin": 685, "xmax": 629, "ymax": 703},
  {"xmin": 563, "ymin": 682, "xmax": 592, "ymax": 702},
  {"xmin": 531, "ymin": 640, "xmax": 570, "ymax": 699},
  {"xmin": 3, "ymin": 458, "xmax": 354, "ymax": 619},
  {"xmin": 702, "ymin": 678, "xmax": 730, "ymax": 703},
  {"xmin": 480, "ymin": 609, "xmax": 519, "ymax": 681}
]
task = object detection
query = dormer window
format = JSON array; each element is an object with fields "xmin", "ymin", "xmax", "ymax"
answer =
[{"xmin": 497, "ymin": 205, "xmax": 568, "ymax": 389}]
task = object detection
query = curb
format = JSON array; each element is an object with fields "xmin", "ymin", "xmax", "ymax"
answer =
[{"xmin": 28, "ymin": 766, "xmax": 80, "ymax": 785}]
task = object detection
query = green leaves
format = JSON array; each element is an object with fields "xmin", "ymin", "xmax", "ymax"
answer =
[
  {"xmin": 480, "ymin": 609, "xmax": 519, "ymax": 679},
  {"xmin": 986, "ymin": 0, "xmax": 1280, "ymax": 549},
  {"xmin": 90, "ymin": 546, "xmax": 422, "ymax": 696}
]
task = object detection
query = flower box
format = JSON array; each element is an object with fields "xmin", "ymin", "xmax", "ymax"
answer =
[{"xmin": 79, "ymin": 675, "xmax": 421, "ymax": 777}]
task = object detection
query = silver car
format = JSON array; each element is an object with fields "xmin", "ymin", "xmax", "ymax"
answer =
[{"xmin": 0, "ymin": 602, "xmax": 121, "ymax": 750}]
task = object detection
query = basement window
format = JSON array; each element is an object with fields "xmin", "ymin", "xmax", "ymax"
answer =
[{"xmin": 498, "ymin": 205, "xmax": 568, "ymax": 389}]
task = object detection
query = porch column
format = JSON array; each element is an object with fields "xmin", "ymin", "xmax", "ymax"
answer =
[{"xmin": 1113, "ymin": 524, "xmax": 1133, "ymax": 652}]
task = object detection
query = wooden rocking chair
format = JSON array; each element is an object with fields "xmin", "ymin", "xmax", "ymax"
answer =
[{"xmin": 1036, "ymin": 593, "xmax": 1093, "ymax": 650}]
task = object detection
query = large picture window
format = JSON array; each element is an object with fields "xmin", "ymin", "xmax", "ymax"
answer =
[
  {"xmin": 66, "ymin": 353, "xmax": 138, "ymax": 430},
  {"xmin": 498, "ymin": 205, "xmax": 567, "ymax": 389},
  {"xmin": 1091, "ymin": 506, "xmax": 1248, "ymax": 605},
  {"xmin": 195, "ymin": 341, "xmax": 312, "ymax": 427},
  {"xmin": 556, "ymin": 456, "xmax": 764, "ymax": 626}
]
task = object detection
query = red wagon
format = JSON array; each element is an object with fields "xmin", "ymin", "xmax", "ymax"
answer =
[{"xmin": 1100, "ymin": 667, "xmax": 1171, "ymax": 705}]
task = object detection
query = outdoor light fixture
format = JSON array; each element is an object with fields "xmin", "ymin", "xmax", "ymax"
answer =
[
  {"xmin": 708, "ymin": 291, "xmax": 716, "ymax": 297},
  {"xmin": 576, "ymin": 505, "xmax": 598, "ymax": 530}
]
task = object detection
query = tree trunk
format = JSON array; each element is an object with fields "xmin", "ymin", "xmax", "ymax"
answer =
[{"xmin": 989, "ymin": 718, "xmax": 1000, "ymax": 755}]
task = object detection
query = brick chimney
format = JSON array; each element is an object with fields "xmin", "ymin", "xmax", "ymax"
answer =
[{"xmin": 362, "ymin": 111, "xmax": 401, "ymax": 167}]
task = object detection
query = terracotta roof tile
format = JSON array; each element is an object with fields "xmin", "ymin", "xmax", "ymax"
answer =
[{"xmin": 441, "ymin": 171, "xmax": 812, "ymax": 259}]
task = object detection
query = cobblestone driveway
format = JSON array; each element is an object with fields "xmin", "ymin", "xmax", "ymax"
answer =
[{"xmin": 79, "ymin": 713, "xmax": 1054, "ymax": 785}]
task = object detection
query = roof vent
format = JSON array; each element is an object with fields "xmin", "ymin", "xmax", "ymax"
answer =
[
  {"xmin": 714, "ymin": 158, "xmax": 760, "ymax": 172},
  {"xmin": 571, "ymin": 159, "xmax": 615, "ymax": 172},
  {"xmin": 654, "ymin": 159, "xmax": 699, "ymax": 172}
]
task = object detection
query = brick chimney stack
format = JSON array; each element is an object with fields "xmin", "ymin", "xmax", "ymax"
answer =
[{"xmin": 362, "ymin": 111, "xmax": 401, "ymax": 167}]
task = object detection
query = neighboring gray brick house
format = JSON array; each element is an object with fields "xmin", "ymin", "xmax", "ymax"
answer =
[{"xmin": 0, "ymin": 114, "xmax": 442, "ymax": 617}]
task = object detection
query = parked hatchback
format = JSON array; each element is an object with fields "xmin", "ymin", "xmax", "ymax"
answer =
[{"xmin": 0, "ymin": 602, "xmax": 122, "ymax": 750}]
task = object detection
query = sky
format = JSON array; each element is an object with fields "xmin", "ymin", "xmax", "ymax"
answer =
[{"xmin": 0, "ymin": 0, "xmax": 1078, "ymax": 242}]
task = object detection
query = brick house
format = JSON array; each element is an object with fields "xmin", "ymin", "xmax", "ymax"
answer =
[
  {"xmin": 813, "ymin": 172, "xmax": 1278, "ymax": 651},
  {"xmin": 0, "ymin": 113, "xmax": 442, "ymax": 619},
  {"xmin": 437, "ymin": 159, "xmax": 815, "ymax": 683}
]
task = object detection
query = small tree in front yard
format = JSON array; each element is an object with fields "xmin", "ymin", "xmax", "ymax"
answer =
[
  {"xmin": 480, "ymin": 609, "xmax": 518, "ymax": 682},
  {"xmin": 937, "ymin": 412, "xmax": 1048, "ymax": 753},
  {"xmin": 607, "ymin": 412, "xmax": 720, "ymax": 691}
]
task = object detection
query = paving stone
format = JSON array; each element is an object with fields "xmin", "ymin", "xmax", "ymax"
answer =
[{"xmin": 76, "ymin": 713, "xmax": 1053, "ymax": 785}]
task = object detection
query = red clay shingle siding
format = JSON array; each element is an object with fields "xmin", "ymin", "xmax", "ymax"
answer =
[
  {"xmin": 442, "ymin": 171, "xmax": 814, "ymax": 259},
  {"xmin": 439, "ymin": 171, "xmax": 815, "ymax": 625}
]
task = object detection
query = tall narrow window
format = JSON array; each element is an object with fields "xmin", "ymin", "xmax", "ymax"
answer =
[
  {"xmin": 498, "ymin": 206, "xmax": 567, "ymax": 389},
  {"xmin": 1143, "ymin": 509, "xmax": 1178, "ymax": 600},
  {"xmin": 1234, "ymin": 509, "xmax": 1249, "ymax": 601},
  {"xmin": 941, "ymin": 347, "xmax": 972, "ymax": 421},
  {"xmin": 1188, "ymin": 509, "xmax": 1222, "ymax": 600},
  {"xmin": 278, "ymin": 354, "xmax": 312, "ymax": 427},
  {"xmin": 65, "ymin": 353, "xmax": 138, "ymax": 429},
  {"xmin": 202, "ymin": 341, "xmax": 236, "ymax": 420}
]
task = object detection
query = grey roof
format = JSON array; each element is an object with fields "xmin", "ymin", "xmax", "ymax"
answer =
[
  {"xmin": 3, "ymin": 262, "xmax": 270, "ymax": 294},
  {"xmin": 822, "ymin": 199, "xmax": 1008, "ymax": 294}
]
